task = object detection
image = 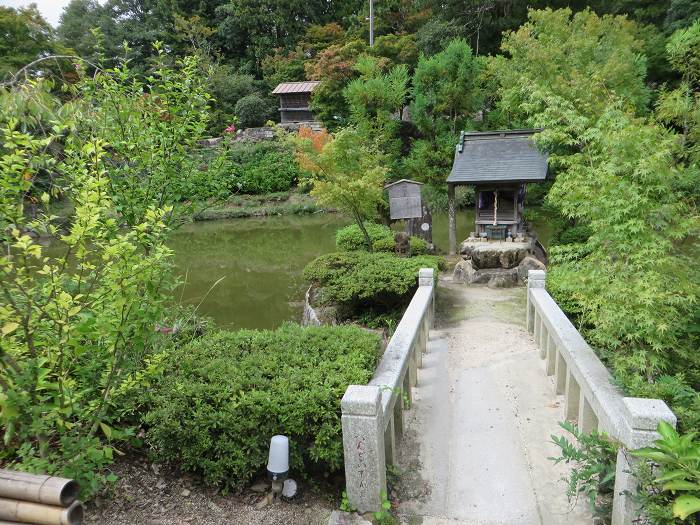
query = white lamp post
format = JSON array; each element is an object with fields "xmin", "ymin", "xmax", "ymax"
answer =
[{"xmin": 267, "ymin": 435, "xmax": 289, "ymax": 496}]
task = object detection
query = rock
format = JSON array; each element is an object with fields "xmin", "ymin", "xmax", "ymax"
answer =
[
  {"xmin": 469, "ymin": 244, "xmax": 530, "ymax": 269},
  {"xmin": 453, "ymin": 259, "xmax": 476, "ymax": 283},
  {"xmin": 250, "ymin": 481, "xmax": 269, "ymax": 493},
  {"xmin": 281, "ymin": 478, "xmax": 298, "ymax": 499},
  {"xmin": 394, "ymin": 232, "xmax": 410, "ymax": 255},
  {"xmin": 180, "ymin": 489, "xmax": 191, "ymax": 497},
  {"xmin": 469, "ymin": 267, "xmax": 518, "ymax": 285},
  {"xmin": 326, "ymin": 511, "xmax": 373, "ymax": 525},
  {"xmin": 488, "ymin": 273, "xmax": 518, "ymax": 288},
  {"xmin": 302, "ymin": 285, "xmax": 338, "ymax": 326},
  {"xmin": 517, "ymin": 256, "xmax": 546, "ymax": 283},
  {"xmin": 255, "ymin": 493, "xmax": 273, "ymax": 510}
]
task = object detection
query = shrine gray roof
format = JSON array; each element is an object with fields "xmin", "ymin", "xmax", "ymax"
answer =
[{"xmin": 447, "ymin": 129, "xmax": 548, "ymax": 184}]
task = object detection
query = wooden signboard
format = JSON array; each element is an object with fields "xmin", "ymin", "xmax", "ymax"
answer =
[{"xmin": 385, "ymin": 179, "xmax": 423, "ymax": 220}]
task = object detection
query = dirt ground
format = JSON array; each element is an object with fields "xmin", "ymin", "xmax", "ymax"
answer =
[{"xmin": 83, "ymin": 455, "xmax": 334, "ymax": 525}]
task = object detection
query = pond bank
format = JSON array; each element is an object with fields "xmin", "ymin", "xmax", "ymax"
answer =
[{"xmin": 193, "ymin": 190, "xmax": 323, "ymax": 220}]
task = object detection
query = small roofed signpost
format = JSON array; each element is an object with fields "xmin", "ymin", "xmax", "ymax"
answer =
[{"xmin": 385, "ymin": 179, "xmax": 432, "ymax": 243}]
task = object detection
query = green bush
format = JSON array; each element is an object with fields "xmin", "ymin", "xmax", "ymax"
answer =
[
  {"xmin": 409, "ymin": 236, "xmax": 429, "ymax": 254},
  {"xmin": 234, "ymin": 93, "xmax": 276, "ymax": 128},
  {"xmin": 372, "ymin": 236, "xmax": 396, "ymax": 252},
  {"xmin": 303, "ymin": 251, "xmax": 441, "ymax": 310},
  {"xmin": 336, "ymin": 222, "xmax": 394, "ymax": 251},
  {"xmin": 551, "ymin": 223, "xmax": 593, "ymax": 246},
  {"xmin": 228, "ymin": 142, "xmax": 302, "ymax": 194},
  {"xmin": 143, "ymin": 324, "xmax": 380, "ymax": 489}
]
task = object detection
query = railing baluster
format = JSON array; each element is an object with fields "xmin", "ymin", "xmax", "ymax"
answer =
[
  {"xmin": 565, "ymin": 371, "xmax": 581, "ymax": 421},
  {"xmin": 384, "ymin": 413, "xmax": 397, "ymax": 466},
  {"xmin": 545, "ymin": 335, "xmax": 556, "ymax": 376},
  {"xmin": 578, "ymin": 394, "xmax": 598, "ymax": 433},
  {"xmin": 554, "ymin": 350, "xmax": 566, "ymax": 395}
]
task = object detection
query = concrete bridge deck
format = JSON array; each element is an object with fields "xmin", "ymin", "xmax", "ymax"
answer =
[{"xmin": 394, "ymin": 280, "xmax": 591, "ymax": 525}]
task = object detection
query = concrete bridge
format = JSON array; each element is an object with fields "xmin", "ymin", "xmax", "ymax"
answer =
[{"xmin": 339, "ymin": 269, "xmax": 676, "ymax": 525}]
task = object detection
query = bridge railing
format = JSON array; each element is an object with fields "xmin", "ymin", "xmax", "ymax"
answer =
[
  {"xmin": 340, "ymin": 268, "xmax": 435, "ymax": 513},
  {"xmin": 526, "ymin": 270, "xmax": 676, "ymax": 525}
]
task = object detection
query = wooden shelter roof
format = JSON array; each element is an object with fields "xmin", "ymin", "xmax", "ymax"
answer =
[
  {"xmin": 272, "ymin": 81, "xmax": 321, "ymax": 95},
  {"xmin": 447, "ymin": 129, "xmax": 548, "ymax": 184}
]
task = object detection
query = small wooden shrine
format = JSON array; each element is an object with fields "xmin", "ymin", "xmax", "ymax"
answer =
[
  {"xmin": 446, "ymin": 130, "xmax": 548, "ymax": 254},
  {"xmin": 271, "ymin": 81, "xmax": 320, "ymax": 124}
]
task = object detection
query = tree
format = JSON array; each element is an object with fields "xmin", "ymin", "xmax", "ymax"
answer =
[
  {"xmin": 57, "ymin": 0, "xmax": 112, "ymax": 63},
  {"xmin": 490, "ymin": 8, "xmax": 649, "ymax": 129},
  {"xmin": 343, "ymin": 56, "xmax": 409, "ymax": 174},
  {"xmin": 75, "ymin": 45, "xmax": 230, "ymax": 227},
  {"xmin": 492, "ymin": 8, "xmax": 700, "ymax": 433},
  {"xmin": 216, "ymin": 0, "xmax": 350, "ymax": 68},
  {"xmin": 405, "ymin": 39, "xmax": 484, "ymax": 185},
  {"xmin": 665, "ymin": 0, "xmax": 700, "ymax": 33},
  {"xmin": 295, "ymin": 126, "xmax": 387, "ymax": 249},
  {"xmin": 0, "ymin": 6, "xmax": 65, "ymax": 81},
  {"xmin": 234, "ymin": 93, "xmax": 275, "ymax": 128}
]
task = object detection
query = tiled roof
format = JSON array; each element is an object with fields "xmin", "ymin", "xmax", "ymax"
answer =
[
  {"xmin": 447, "ymin": 130, "xmax": 548, "ymax": 184},
  {"xmin": 272, "ymin": 81, "xmax": 321, "ymax": 94}
]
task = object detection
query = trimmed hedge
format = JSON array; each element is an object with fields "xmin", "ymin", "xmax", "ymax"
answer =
[
  {"xmin": 303, "ymin": 251, "xmax": 442, "ymax": 309},
  {"xmin": 142, "ymin": 324, "xmax": 379, "ymax": 489},
  {"xmin": 335, "ymin": 222, "xmax": 394, "ymax": 251}
]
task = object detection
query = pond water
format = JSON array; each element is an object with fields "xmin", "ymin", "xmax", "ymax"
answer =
[
  {"xmin": 171, "ymin": 208, "xmax": 557, "ymax": 329},
  {"xmin": 170, "ymin": 213, "xmax": 349, "ymax": 329}
]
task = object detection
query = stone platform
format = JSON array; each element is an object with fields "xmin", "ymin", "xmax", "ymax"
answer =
[{"xmin": 454, "ymin": 238, "xmax": 545, "ymax": 288}]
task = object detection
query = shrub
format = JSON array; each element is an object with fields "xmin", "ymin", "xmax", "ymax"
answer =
[
  {"xmin": 143, "ymin": 324, "xmax": 380, "ymax": 489},
  {"xmin": 409, "ymin": 236, "xmax": 429, "ymax": 254},
  {"xmin": 228, "ymin": 142, "xmax": 302, "ymax": 194},
  {"xmin": 372, "ymin": 236, "xmax": 396, "ymax": 252},
  {"xmin": 234, "ymin": 93, "xmax": 276, "ymax": 128},
  {"xmin": 633, "ymin": 421, "xmax": 700, "ymax": 523},
  {"xmin": 303, "ymin": 251, "xmax": 441, "ymax": 311},
  {"xmin": 550, "ymin": 421, "xmax": 619, "ymax": 522},
  {"xmin": 336, "ymin": 222, "xmax": 393, "ymax": 251}
]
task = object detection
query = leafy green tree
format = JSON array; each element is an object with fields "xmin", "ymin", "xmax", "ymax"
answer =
[
  {"xmin": 306, "ymin": 39, "xmax": 368, "ymax": 128},
  {"xmin": 0, "ymin": 6, "xmax": 66, "ymax": 81},
  {"xmin": 657, "ymin": 20, "xmax": 700, "ymax": 159},
  {"xmin": 75, "ymin": 45, "xmax": 229, "ymax": 228},
  {"xmin": 412, "ymin": 39, "xmax": 483, "ymax": 136},
  {"xmin": 234, "ymin": 93, "xmax": 276, "ymax": 128},
  {"xmin": 57, "ymin": 0, "xmax": 115, "ymax": 63},
  {"xmin": 0, "ymin": 89, "xmax": 173, "ymax": 497},
  {"xmin": 295, "ymin": 126, "xmax": 387, "ymax": 249},
  {"xmin": 405, "ymin": 39, "xmax": 483, "ymax": 184},
  {"xmin": 665, "ymin": 0, "xmax": 700, "ymax": 33},
  {"xmin": 415, "ymin": 18, "xmax": 465, "ymax": 56},
  {"xmin": 343, "ymin": 56, "xmax": 408, "ymax": 173},
  {"xmin": 216, "ymin": 0, "xmax": 353, "ymax": 68},
  {"xmin": 491, "ymin": 8, "xmax": 649, "ymax": 129}
]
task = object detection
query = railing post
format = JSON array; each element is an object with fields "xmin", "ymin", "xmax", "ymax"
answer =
[
  {"xmin": 341, "ymin": 385, "xmax": 386, "ymax": 513},
  {"xmin": 419, "ymin": 268, "xmax": 435, "ymax": 323},
  {"xmin": 526, "ymin": 270, "xmax": 545, "ymax": 333},
  {"xmin": 611, "ymin": 398, "xmax": 677, "ymax": 525}
]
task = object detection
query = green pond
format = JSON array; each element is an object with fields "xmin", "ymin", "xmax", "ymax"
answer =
[{"xmin": 171, "ymin": 208, "xmax": 557, "ymax": 329}]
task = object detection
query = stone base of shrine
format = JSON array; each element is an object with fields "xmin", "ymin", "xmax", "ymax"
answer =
[{"xmin": 454, "ymin": 237, "xmax": 546, "ymax": 288}]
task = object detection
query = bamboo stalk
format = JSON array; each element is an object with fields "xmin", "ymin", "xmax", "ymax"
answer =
[
  {"xmin": 0, "ymin": 498, "xmax": 82, "ymax": 525},
  {"xmin": 0, "ymin": 471, "xmax": 77, "ymax": 507}
]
